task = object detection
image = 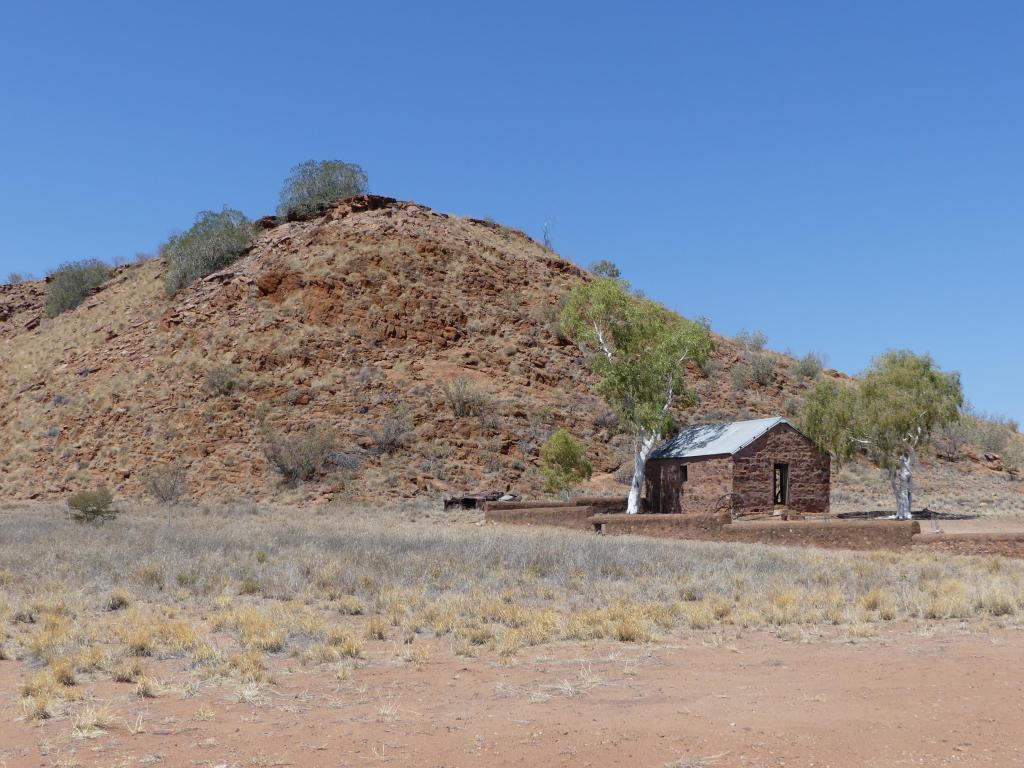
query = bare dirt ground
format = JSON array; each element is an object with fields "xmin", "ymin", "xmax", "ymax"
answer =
[{"xmin": 2, "ymin": 624, "xmax": 1023, "ymax": 768}]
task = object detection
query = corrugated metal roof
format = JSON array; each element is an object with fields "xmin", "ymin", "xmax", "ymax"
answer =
[{"xmin": 649, "ymin": 416, "xmax": 790, "ymax": 460}]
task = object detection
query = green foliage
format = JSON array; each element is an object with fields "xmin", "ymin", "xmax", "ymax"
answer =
[
  {"xmin": 800, "ymin": 351, "xmax": 963, "ymax": 471},
  {"xmin": 162, "ymin": 208, "xmax": 253, "ymax": 295},
  {"xmin": 540, "ymin": 429, "xmax": 593, "ymax": 494},
  {"xmin": 44, "ymin": 260, "xmax": 111, "ymax": 317},
  {"xmin": 588, "ymin": 260, "xmax": 621, "ymax": 279},
  {"xmin": 856, "ymin": 351, "xmax": 962, "ymax": 471},
  {"xmin": 67, "ymin": 487, "xmax": 117, "ymax": 523},
  {"xmin": 730, "ymin": 364, "xmax": 751, "ymax": 392},
  {"xmin": 749, "ymin": 353, "xmax": 775, "ymax": 385},
  {"xmin": 560, "ymin": 277, "xmax": 713, "ymax": 438},
  {"xmin": 278, "ymin": 160, "xmax": 369, "ymax": 219},
  {"xmin": 799, "ymin": 379, "xmax": 859, "ymax": 466},
  {"xmin": 791, "ymin": 352, "xmax": 825, "ymax": 380}
]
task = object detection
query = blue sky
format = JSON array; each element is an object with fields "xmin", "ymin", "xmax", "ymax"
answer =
[{"xmin": 1, "ymin": 1, "xmax": 1021, "ymax": 425}]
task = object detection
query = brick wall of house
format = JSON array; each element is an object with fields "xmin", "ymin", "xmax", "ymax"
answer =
[
  {"xmin": 645, "ymin": 456, "xmax": 734, "ymax": 514},
  {"xmin": 732, "ymin": 424, "xmax": 831, "ymax": 516}
]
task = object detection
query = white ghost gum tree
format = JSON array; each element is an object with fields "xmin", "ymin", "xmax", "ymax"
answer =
[
  {"xmin": 801, "ymin": 351, "xmax": 962, "ymax": 520},
  {"xmin": 561, "ymin": 277, "xmax": 712, "ymax": 514}
]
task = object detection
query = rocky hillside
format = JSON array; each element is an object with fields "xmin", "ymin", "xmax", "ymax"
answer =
[{"xmin": 0, "ymin": 196, "xmax": 1017, "ymax": 507}]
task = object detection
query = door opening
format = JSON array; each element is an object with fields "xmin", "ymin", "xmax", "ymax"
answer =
[{"xmin": 773, "ymin": 463, "xmax": 789, "ymax": 505}]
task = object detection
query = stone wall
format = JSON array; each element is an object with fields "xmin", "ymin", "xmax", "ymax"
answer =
[
  {"xmin": 645, "ymin": 457, "xmax": 733, "ymax": 515},
  {"xmin": 722, "ymin": 519, "xmax": 918, "ymax": 550},
  {"xmin": 591, "ymin": 514, "xmax": 919, "ymax": 551},
  {"xmin": 732, "ymin": 424, "xmax": 831, "ymax": 516},
  {"xmin": 591, "ymin": 512, "xmax": 731, "ymax": 538}
]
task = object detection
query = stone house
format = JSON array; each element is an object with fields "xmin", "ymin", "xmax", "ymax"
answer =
[{"xmin": 644, "ymin": 416, "xmax": 830, "ymax": 516}]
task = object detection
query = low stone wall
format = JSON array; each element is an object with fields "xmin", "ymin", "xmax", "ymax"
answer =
[
  {"xmin": 913, "ymin": 532, "xmax": 1024, "ymax": 558},
  {"xmin": 590, "ymin": 514, "xmax": 919, "ymax": 551},
  {"xmin": 589, "ymin": 513, "xmax": 731, "ymax": 538},
  {"xmin": 484, "ymin": 505, "xmax": 597, "ymax": 530},
  {"xmin": 721, "ymin": 519, "xmax": 920, "ymax": 551}
]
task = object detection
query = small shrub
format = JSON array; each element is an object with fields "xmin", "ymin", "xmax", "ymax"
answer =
[
  {"xmin": 142, "ymin": 464, "xmax": 188, "ymax": 504},
  {"xmin": 7, "ymin": 272, "xmax": 25, "ymax": 285},
  {"xmin": 365, "ymin": 617, "xmax": 388, "ymax": 641},
  {"xmin": 736, "ymin": 329, "xmax": 768, "ymax": 351},
  {"xmin": 106, "ymin": 589, "xmax": 132, "ymax": 612},
  {"xmin": 67, "ymin": 487, "xmax": 117, "ymax": 523},
  {"xmin": 791, "ymin": 352, "xmax": 825, "ymax": 380},
  {"xmin": 278, "ymin": 160, "xmax": 369, "ymax": 219},
  {"xmin": 540, "ymin": 429, "xmax": 593, "ymax": 495},
  {"xmin": 44, "ymin": 260, "xmax": 111, "ymax": 317},
  {"xmin": 730, "ymin": 364, "xmax": 751, "ymax": 392},
  {"xmin": 369, "ymin": 407, "xmax": 413, "ymax": 454},
  {"xmin": 441, "ymin": 378, "xmax": 490, "ymax": 417},
  {"xmin": 749, "ymin": 354, "xmax": 775, "ymax": 386},
  {"xmin": 162, "ymin": 208, "xmax": 253, "ymax": 295},
  {"xmin": 204, "ymin": 364, "xmax": 239, "ymax": 395},
  {"xmin": 263, "ymin": 426, "xmax": 336, "ymax": 485}
]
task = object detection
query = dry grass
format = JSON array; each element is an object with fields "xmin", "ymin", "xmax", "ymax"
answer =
[{"xmin": 2, "ymin": 501, "xmax": 1024, "ymax": 719}]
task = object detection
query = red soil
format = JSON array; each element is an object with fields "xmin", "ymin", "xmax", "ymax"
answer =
[{"xmin": 3, "ymin": 625, "xmax": 1023, "ymax": 767}]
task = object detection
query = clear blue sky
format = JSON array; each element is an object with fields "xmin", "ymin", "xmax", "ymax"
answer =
[{"xmin": 2, "ymin": 1, "xmax": 1021, "ymax": 425}]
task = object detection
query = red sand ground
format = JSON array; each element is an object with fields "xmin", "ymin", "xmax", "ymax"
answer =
[{"xmin": 2, "ymin": 624, "xmax": 1023, "ymax": 767}]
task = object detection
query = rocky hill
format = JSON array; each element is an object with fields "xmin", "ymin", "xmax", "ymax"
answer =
[{"xmin": 0, "ymin": 196, "xmax": 1019, "ymax": 509}]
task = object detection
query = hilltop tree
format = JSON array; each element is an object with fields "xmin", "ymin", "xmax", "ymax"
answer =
[
  {"xmin": 561, "ymin": 277, "xmax": 712, "ymax": 514},
  {"xmin": 589, "ymin": 260, "xmax": 622, "ymax": 279},
  {"xmin": 162, "ymin": 208, "xmax": 253, "ymax": 295},
  {"xmin": 278, "ymin": 160, "xmax": 369, "ymax": 219},
  {"xmin": 801, "ymin": 351, "xmax": 962, "ymax": 519},
  {"xmin": 540, "ymin": 429, "xmax": 593, "ymax": 496}
]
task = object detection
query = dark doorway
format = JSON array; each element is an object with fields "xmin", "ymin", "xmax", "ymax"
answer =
[
  {"xmin": 659, "ymin": 463, "xmax": 687, "ymax": 514},
  {"xmin": 773, "ymin": 463, "xmax": 789, "ymax": 505}
]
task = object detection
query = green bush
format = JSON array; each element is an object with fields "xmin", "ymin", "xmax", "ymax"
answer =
[
  {"xmin": 749, "ymin": 353, "xmax": 775, "ymax": 386},
  {"xmin": 278, "ymin": 160, "xmax": 369, "ymax": 219},
  {"xmin": 540, "ymin": 429, "xmax": 593, "ymax": 495},
  {"xmin": 262, "ymin": 426, "xmax": 336, "ymax": 485},
  {"xmin": 44, "ymin": 260, "xmax": 111, "ymax": 317},
  {"xmin": 162, "ymin": 208, "xmax": 253, "ymax": 295},
  {"xmin": 67, "ymin": 487, "xmax": 117, "ymax": 523},
  {"xmin": 730, "ymin": 364, "xmax": 751, "ymax": 391},
  {"xmin": 791, "ymin": 352, "xmax": 825, "ymax": 380},
  {"xmin": 441, "ymin": 378, "xmax": 490, "ymax": 417}
]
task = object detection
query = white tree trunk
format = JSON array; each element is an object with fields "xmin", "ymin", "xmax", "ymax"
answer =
[
  {"xmin": 892, "ymin": 450, "xmax": 914, "ymax": 520},
  {"xmin": 627, "ymin": 431, "xmax": 659, "ymax": 514}
]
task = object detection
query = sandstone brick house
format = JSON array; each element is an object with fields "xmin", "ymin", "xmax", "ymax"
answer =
[{"xmin": 644, "ymin": 417, "xmax": 830, "ymax": 516}]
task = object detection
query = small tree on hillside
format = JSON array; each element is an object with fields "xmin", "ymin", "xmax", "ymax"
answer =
[
  {"xmin": 540, "ymin": 429, "xmax": 593, "ymax": 496},
  {"xmin": 561, "ymin": 277, "xmax": 712, "ymax": 514},
  {"xmin": 45, "ymin": 260, "xmax": 112, "ymax": 316},
  {"xmin": 800, "ymin": 351, "xmax": 962, "ymax": 519},
  {"xmin": 162, "ymin": 208, "xmax": 253, "ymax": 295},
  {"xmin": 278, "ymin": 160, "xmax": 369, "ymax": 219}
]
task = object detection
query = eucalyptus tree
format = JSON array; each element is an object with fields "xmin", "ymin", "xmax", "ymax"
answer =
[{"xmin": 561, "ymin": 277, "xmax": 712, "ymax": 514}]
